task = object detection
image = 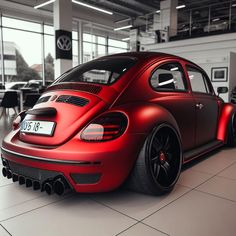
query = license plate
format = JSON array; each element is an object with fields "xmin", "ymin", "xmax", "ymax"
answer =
[{"xmin": 20, "ymin": 120, "xmax": 56, "ymax": 136}]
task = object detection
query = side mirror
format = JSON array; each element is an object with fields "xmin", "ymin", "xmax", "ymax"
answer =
[{"xmin": 217, "ymin": 87, "xmax": 228, "ymax": 95}]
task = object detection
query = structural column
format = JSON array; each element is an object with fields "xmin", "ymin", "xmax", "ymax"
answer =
[
  {"xmin": 78, "ymin": 21, "xmax": 83, "ymax": 64},
  {"xmin": 160, "ymin": 0, "xmax": 178, "ymax": 40},
  {"xmin": 53, "ymin": 0, "xmax": 72, "ymax": 78}
]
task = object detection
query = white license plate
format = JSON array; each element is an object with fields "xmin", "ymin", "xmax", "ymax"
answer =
[{"xmin": 20, "ymin": 120, "xmax": 56, "ymax": 136}]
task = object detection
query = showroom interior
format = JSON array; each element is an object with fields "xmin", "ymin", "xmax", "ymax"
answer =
[{"xmin": 0, "ymin": 0, "xmax": 236, "ymax": 235}]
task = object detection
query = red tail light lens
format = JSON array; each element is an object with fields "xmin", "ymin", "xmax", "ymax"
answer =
[{"xmin": 81, "ymin": 112, "xmax": 128, "ymax": 141}]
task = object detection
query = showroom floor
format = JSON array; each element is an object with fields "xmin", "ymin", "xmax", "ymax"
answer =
[{"xmin": 0, "ymin": 116, "xmax": 236, "ymax": 236}]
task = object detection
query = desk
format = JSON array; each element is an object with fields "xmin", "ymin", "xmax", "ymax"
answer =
[{"xmin": 0, "ymin": 89, "xmax": 24, "ymax": 112}]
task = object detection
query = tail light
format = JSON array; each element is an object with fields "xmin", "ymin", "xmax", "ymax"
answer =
[
  {"xmin": 12, "ymin": 111, "xmax": 26, "ymax": 130},
  {"xmin": 81, "ymin": 112, "xmax": 128, "ymax": 141}
]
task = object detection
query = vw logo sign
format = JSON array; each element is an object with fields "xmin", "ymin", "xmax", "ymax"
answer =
[{"xmin": 57, "ymin": 35, "xmax": 72, "ymax": 51}]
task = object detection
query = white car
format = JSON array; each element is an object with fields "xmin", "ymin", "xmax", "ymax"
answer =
[
  {"xmin": 5, "ymin": 82, "xmax": 27, "ymax": 90},
  {"xmin": 204, "ymin": 21, "xmax": 228, "ymax": 32}
]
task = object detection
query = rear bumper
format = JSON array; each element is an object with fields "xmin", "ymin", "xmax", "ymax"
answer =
[{"xmin": 1, "ymin": 130, "xmax": 146, "ymax": 193}]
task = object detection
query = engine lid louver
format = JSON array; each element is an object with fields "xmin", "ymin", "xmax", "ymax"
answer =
[{"xmin": 56, "ymin": 95, "xmax": 89, "ymax": 107}]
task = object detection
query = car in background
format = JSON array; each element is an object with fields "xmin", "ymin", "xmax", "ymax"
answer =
[
  {"xmin": 204, "ymin": 21, "xmax": 228, "ymax": 32},
  {"xmin": 5, "ymin": 82, "xmax": 27, "ymax": 90},
  {"xmin": 1, "ymin": 52, "xmax": 235, "ymax": 197},
  {"xmin": 178, "ymin": 23, "xmax": 202, "ymax": 36},
  {"xmin": 23, "ymin": 80, "xmax": 53, "ymax": 91}
]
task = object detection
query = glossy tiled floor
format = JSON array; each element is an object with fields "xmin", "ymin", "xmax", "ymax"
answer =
[{"xmin": 0, "ymin": 116, "xmax": 236, "ymax": 236}]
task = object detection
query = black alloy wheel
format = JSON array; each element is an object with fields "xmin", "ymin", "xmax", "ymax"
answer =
[
  {"xmin": 148, "ymin": 126, "xmax": 181, "ymax": 188},
  {"xmin": 227, "ymin": 113, "xmax": 236, "ymax": 146},
  {"xmin": 127, "ymin": 124, "xmax": 182, "ymax": 195},
  {"xmin": 232, "ymin": 114, "xmax": 236, "ymax": 143}
]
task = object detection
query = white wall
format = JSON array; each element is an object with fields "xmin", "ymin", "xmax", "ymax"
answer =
[{"xmin": 144, "ymin": 33, "xmax": 236, "ymax": 102}]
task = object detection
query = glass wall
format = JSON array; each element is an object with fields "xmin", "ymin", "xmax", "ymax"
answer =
[
  {"xmin": 44, "ymin": 25, "xmax": 55, "ymax": 83},
  {"xmin": 2, "ymin": 17, "xmax": 42, "ymax": 85},
  {"xmin": 0, "ymin": 15, "xmax": 129, "ymax": 86},
  {"xmin": 83, "ymin": 33, "xmax": 106, "ymax": 62},
  {"xmin": 108, "ymin": 38, "xmax": 128, "ymax": 54},
  {"xmin": 83, "ymin": 33, "xmax": 128, "ymax": 63},
  {"xmin": 72, "ymin": 31, "xmax": 79, "ymax": 67}
]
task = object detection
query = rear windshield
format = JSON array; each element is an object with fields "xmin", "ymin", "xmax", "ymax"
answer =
[{"xmin": 54, "ymin": 57, "xmax": 137, "ymax": 85}]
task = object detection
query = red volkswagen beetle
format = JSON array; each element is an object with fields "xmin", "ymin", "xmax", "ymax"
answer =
[{"xmin": 1, "ymin": 52, "xmax": 235, "ymax": 196}]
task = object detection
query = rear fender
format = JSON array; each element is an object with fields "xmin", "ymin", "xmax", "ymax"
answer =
[
  {"xmin": 111, "ymin": 102, "xmax": 181, "ymax": 137},
  {"xmin": 217, "ymin": 103, "xmax": 236, "ymax": 142}
]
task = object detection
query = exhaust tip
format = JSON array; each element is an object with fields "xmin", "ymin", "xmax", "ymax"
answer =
[
  {"xmin": 53, "ymin": 179, "xmax": 65, "ymax": 196},
  {"xmin": 44, "ymin": 182, "xmax": 53, "ymax": 195},
  {"xmin": 7, "ymin": 169, "xmax": 12, "ymax": 179},
  {"xmin": 33, "ymin": 181, "xmax": 41, "ymax": 190},
  {"xmin": 26, "ymin": 179, "xmax": 33, "ymax": 188},
  {"xmin": 12, "ymin": 173, "xmax": 19, "ymax": 182},
  {"xmin": 2, "ymin": 159, "xmax": 7, "ymax": 167},
  {"xmin": 19, "ymin": 176, "xmax": 25, "ymax": 185},
  {"xmin": 2, "ymin": 167, "xmax": 7, "ymax": 177}
]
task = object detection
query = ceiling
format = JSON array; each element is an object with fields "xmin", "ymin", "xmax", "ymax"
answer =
[{"xmin": 5, "ymin": 0, "xmax": 236, "ymax": 28}]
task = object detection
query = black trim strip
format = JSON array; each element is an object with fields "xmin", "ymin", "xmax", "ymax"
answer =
[{"xmin": 1, "ymin": 147, "xmax": 100, "ymax": 166}]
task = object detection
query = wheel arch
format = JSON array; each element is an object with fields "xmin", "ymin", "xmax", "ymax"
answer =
[
  {"xmin": 124, "ymin": 110, "xmax": 183, "ymax": 195},
  {"xmin": 111, "ymin": 102, "xmax": 182, "ymax": 140},
  {"xmin": 217, "ymin": 103, "xmax": 236, "ymax": 143}
]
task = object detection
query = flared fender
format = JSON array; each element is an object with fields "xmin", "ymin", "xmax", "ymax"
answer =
[
  {"xmin": 217, "ymin": 103, "xmax": 236, "ymax": 142},
  {"xmin": 111, "ymin": 102, "xmax": 181, "ymax": 137}
]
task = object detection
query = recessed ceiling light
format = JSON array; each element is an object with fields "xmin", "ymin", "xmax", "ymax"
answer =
[
  {"xmin": 34, "ymin": 0, "xmax": 55, "ymax": 9},
  {"xmin": 176, "ymin": 5, "xmax": 186, "ymax": 9},
  {"xmin": 156, "ymin": 10, "xmax": 161, "ymax": 13},
  {"xmin": 212, "ymin": 18, "xmax": 220, "ymax": 22},
  {"xmin": 114, "ymin": 25, "xmax": 133, "ymax": 31},
  {"xmin": 122, "ymin": 37, "xmax": 130, "ymax": 41},
  {"xmin": 72, "ymin": 0, "xmax": 113, "ymax": 15}
]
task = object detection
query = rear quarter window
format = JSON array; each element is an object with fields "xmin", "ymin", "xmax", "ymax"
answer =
[{"xmin": 150, "ymin": 62, "xmax": 187, "ymax": 91}]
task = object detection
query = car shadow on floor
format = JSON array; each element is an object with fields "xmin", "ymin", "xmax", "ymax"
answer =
[{"xmin": 182, "ymin": 146, "xmax": 235, "ymax": 171}]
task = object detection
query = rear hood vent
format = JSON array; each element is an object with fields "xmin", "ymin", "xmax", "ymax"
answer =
[
  {"xmin": 56, "ymin": 95, "xmax": 89, "ymax": 107},
  {"xmin": 46, "ymin": 83, "xmax": 102, "ymax": 95}
]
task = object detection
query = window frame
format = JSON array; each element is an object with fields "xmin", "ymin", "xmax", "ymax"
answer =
[
  {"xmin": 186, "ymin": 64, "xmax": 215, "ymax": 95},
  {"xmin": 149, "ymin": 61, "xmax": 189, "ymax": 93}
]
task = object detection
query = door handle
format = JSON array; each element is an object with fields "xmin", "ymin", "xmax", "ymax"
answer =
[{"xmin": 196, "ymin": 103, "xmax": 204, "ymax": 109}]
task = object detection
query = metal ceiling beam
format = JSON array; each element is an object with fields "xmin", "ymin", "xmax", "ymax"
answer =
[
  {"xmin": 112, "ymin": 0, "xmax": 156, "ymax": 14},
  {"xmin": 87, "ymin": 0, "xmax": 145, "ymax": 17},
  {"xmin": 135, "ymin": 0, "xmax": 160, "ymax": 9}
]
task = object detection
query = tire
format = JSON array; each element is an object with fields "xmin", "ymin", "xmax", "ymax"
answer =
[
  {"xmin": 226, "ymin": 113, "xmax": 236, "ymax": 146},
  {"xmin": 127, "ymin": 124, "xmax": 183, "ymax": 195}
]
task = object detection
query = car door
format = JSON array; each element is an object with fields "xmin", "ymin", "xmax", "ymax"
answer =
[
  {"xmin": 186, "ymin": 64, "xmax": 219, "ymax": 147},
  {"xmin": 149, "ymin": 61, "xmax": 196, "ymax": 152}
]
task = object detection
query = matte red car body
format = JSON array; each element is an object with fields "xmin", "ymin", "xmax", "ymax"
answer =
[{"xmin": 1, "ymin": 52, "xmax": 235, "ymax": 193}]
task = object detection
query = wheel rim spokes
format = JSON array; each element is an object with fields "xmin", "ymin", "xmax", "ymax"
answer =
[
  {"xmin": 151, "ymin": 133, "xmax": 172, "ymax": 181},
  {"xmin": 160, "ymin": 161, "xmax": 170, "ymax": 179},
  {"xmin": 149, "ymin": 129, "xmax": 179, "ymax": 187},
  {"xmin": 163, "ymin": 134, "xmax": 170, "ymax": 151},
  {"xmin": 153, "ymin": 163, "xmax": 160, "ymax": 179}
]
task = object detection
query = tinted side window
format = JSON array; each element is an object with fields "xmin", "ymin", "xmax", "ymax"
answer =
[
  {"xmin": 187, "ymin": 66, "xmax": 210, "ymax": 94},
  {"xmin": 150, "ymin": 63, "xmax": 187, "ymax": 91}
]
